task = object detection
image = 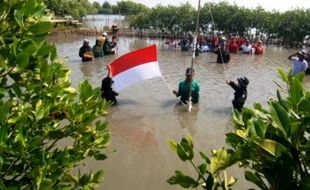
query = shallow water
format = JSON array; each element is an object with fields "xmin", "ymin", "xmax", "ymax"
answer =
[{"xmin": 50, "ymin": 34, "xmax": 310, "ymax": 190}]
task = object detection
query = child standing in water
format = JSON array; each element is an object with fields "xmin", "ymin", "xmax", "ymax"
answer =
[
  {"xmin": 226, "ymin": 77, "xmax": 249, "ymax": 111},
  {"xmin": 101, "ymin": 66, "xmax": 119, "ymax": 105}
]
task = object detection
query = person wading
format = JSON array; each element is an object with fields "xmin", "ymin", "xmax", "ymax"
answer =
[
  {"xmin": 226, "ymin": 77, "xmax": 249, "ymax": 111},
  {"xmin": 173, "ymin": 68, "xmax": 200, "ymax": 104},
  {"xmin": 288, "ymin": 50, "xmax": 308, "ymax": 75},
  {"xmin": 101, "ymin": 66, "xmax": 119, "ymax": 105}
]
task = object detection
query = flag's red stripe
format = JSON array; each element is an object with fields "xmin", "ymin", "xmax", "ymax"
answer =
[{"xmin": 108, "ymin": 45, "xmax": 157, "ymax": 76}]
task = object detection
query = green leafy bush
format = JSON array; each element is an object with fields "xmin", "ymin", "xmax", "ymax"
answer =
[
  {"xmin": 168, "ymin": 136, "xmax": 237, "ymax": 190},
  {"xmin": 168, "ymin": 69, "xmax": 310, "ymax": 190},
  {"xmin": 0, "ymin": 0, "xmax": 110, "ymax": 189}
]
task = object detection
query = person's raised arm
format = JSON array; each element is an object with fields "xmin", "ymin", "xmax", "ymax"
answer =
[
  {"xmin": 106, "ymin": 65, "xmax": 111, "ymax": 78},
  {"xmin": 226, "ymin": 80, "xmax": 239, "ymax": 91},
  {"xmin": 288, "ymin": 53, "xmax": 297, "ymax": 60}
]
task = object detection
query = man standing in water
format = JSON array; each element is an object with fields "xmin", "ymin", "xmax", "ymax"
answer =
[
  {"xmin": 173, "ymin": 68, "xmax": 200, "ymax": 104},
  {"xmin": 215, "ymin": 45, "xmax": 230, "ymax": 64},
  {"xmin": 79, "ymin": 39, "xmax": 94, "ymax": 62},
  {"xmin": 288, "ymin": 50, "xmax": 308, "ymax": 75}
]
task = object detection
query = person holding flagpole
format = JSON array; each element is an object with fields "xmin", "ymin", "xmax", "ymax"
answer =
[
  {"xmin": 173, "ymin": 68, "xmax": 200, "ymax": 105},
  {"xmin": 101, "ymin": 66, "xmax": 119, "ymax": 105}
]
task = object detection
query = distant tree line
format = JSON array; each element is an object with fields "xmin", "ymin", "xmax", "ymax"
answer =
[
  {"xmin": 43, "ymin": 0, "xmax": 99, "ymax": 18},
  {"xmin": 99, "ymin": 0, "xmax": 149, "ymax": 15},
  {"xmin": 129, "ymin": 2, "xmax": 310, "ymax": 47},
  {"xmin": 43, "ymin": 0, "xmax": 149, "ymax": 18},
  {"xmin": 44, "ymin": 0, "xmax": 310, "ymax": 46}
]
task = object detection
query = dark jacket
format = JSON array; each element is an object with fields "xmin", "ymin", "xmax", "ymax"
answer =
[
  {"xmin": 306, "ymin": 57, "xmax": 310, "ymax": 75},
  {"xmin": 216, "ymin": 49, "xmax": 230, "ymax": 63},
  {"xmin": 227, "ymin": 78, "xmax": 249, "ymax": 111},
  {"xmin": 101, "ymin": 76, "xmax": 118, "ymax": 105},
  {"xmin": 79, "ymin": 45, "xmax": 93, "ymax": 62},
  {"xmin": 102, "ymin": 40, "xmax": 111, "ymax": 55}
]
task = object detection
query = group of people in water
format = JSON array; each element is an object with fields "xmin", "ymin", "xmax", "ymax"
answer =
[
  {"xmin": 101, "ymin": 65, "xmax": 249, "ymax": 111},
  {"xmin": 95, "ymin": 31, "xmax": 309, "ymax": 112},
  {"xmin": 79, "ymin": 32, "xmax": 118, "ymax": 62},
  {"xmin": 165, "ymin": 34, "xmax": 265, "ymax": 64}
]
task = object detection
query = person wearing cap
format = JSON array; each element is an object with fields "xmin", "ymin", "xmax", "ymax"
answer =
[
  {"xmin": 288, "ymin": 50, "xmax": 308, "ymax": 75},
  {"xmin": 111, "ymin": 24, "xmax": 119, "ymax": 35},
  {"xmin": 100, "ymin": 32, "xmax": 113, "ymax": 55},
  {"xmin": 219, "ymin": 36, "xmax": 227, "ymax": 47},
  {"xmin": 226, "ymin": 77, "xmax": 249, "ymax": 111},
  {"xmin": 79, "ymin": 39, "xmax": 93, "ymax": 62},
  {"xmin": 97, "ymin": 32, "xmax": 108, "ymax": 50},
  {"xmin": 173, "ymin": 68, "xmax": 200, "ymax": 104}
]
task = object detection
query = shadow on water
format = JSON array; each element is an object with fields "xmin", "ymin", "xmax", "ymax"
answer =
[
  {"xmin": 160, "ymin": 99, "xmax": 179, "ymax": 108},
  {"xmin": 208, "ymin": 106, "xmax": 232, "ymax": 116},
  {"xmin": 116, "ymin": 98, "xmax": 140, "ymax": 106}
]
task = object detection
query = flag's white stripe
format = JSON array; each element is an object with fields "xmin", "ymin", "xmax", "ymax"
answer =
[{"xmin": 112, "ymin": 61, "xmax": 161, "ymax": 92}]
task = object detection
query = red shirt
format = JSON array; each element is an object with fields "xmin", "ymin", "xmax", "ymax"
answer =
[
  {"xmin": 237, "ymin": 37, "xmax": 245, "ymax": 47},
  {"xmin": 255, "ymin": 45, "xmax": 264, "ymax": 55},
  {"xmin": 229, "ymin": 42, "xmax": 239, "ymax": 53},
  {"xmin": 211, "ymin": 37, "xmax": 219, "ymax": 47}
]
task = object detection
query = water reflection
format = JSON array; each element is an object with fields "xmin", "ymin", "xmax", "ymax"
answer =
[
  {"xmin": 108, "ymin": 109, "xmax": 158, "ymax": 151},
  {"xmin": 79, "ymin": 61, "xmax": 96, "ymax": 78},
  {"xmin": 173, "ymin": 103, "xmax": 199, "ymax": 135},
  {"xmin": 79, "ymin": 58, "xmax": 107, "ymax": 80}
]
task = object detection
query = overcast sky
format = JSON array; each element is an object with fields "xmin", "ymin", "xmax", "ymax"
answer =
[{"xmin": 93, "ymin": 0, "xmax": 310, "ymax": 12}]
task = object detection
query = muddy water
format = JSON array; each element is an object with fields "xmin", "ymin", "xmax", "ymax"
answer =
[{"xmin": 50, "ymin": 34, "xmax": 310, "ymax": 190}]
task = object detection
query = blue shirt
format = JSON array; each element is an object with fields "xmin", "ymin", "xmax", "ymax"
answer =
[{"xmin": 292, "ymin": 59, "xmax": 308, "ymax": 75}]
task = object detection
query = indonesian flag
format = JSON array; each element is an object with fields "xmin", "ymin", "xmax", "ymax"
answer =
[{"xmin": 108, "ymin": 45, "xmax": 162, "ymax": 92}]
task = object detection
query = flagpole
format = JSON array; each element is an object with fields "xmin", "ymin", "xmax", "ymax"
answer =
[
  {"xmin": 161, "ymin": 76, "xmax": 174, "ymax": 92},
  {"xmin": 188, "ymin": 0, "xmax": 201, "ymax": 112}
]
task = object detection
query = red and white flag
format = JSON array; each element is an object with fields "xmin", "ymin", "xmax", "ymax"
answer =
[{"xmin": 108, "ymin": 45, "xmax": 162, "ymax": 92}]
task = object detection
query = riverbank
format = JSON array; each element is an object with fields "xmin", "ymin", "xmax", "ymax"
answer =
[{"xmin": 50, "ymin": 27, "xmax": 164, "ymax": 38}]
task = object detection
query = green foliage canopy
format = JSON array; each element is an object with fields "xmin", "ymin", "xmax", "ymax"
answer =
[
  {"xmin": 129, "ymin": 1, "xmax": 310, "ymax": 45},
  {"xmin": 112, "ymin": 0, "xmax": 149, "ymax": 15},
  {"xmin": 43, "ymin": 0, "xmax": 99, "ymax": 18}
]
